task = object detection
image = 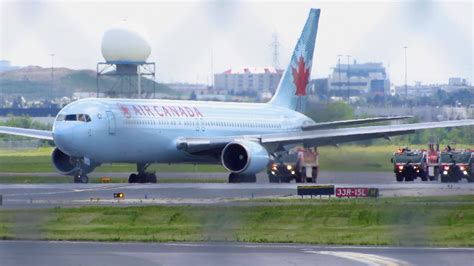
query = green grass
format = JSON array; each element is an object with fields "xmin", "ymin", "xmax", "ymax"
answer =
[
  {"xmin": 0, "ymin": 145, "xmax": 416, "ymax": 174},
  {"xmin": 0, "ymin": 147, "xmax": 225, "ymax": 173},
  {"xmin": 1, "ymin": 196, "xmax": 473, "ymax": 246},
  {"xmin": 0, "ymin": 144, "xmax": 472, "ymax": 176}
]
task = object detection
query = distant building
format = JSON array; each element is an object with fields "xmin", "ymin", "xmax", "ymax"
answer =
[
  {"xmin": 448, "ymin": 77, "xmax": 468, "ymax": 86},
  {"xmin": 328, "ymin": 62, "xmax": 389, "ymax": 97},
  {"xmin": 165, "ymin": 83, "xmax": 209, "ymax": 92},
  {"xmin": 394, "ymin": 84, "xmax": 440, "ymax": 98},
  {"xmin": 214, "ymin": 67, "xmax": 283, "ymax": 94}
]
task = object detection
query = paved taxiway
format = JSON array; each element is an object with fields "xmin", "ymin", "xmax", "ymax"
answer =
[
  {"xmin": 0, "ymin": 182, "xmax": 472, "ymax": 208},
  {"xmin": 1, "ymin": 241, "xmax": 473, "ymax": 266},
  {"xmin": 0, "ymin": 170, "xmax": 400, "ymax": 184}
]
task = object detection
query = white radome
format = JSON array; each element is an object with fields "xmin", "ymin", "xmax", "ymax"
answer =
[{"xmin": 101, "ymin": 20, "xmax": 151, "ymax": 63}]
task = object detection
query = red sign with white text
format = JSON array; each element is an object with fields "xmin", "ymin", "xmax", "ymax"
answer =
[{"xmin": 335, "ymin": 188, "xmax": 369, "ymax": 198}]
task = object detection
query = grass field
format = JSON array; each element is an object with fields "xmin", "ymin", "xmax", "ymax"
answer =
[
  {"xmin": 0, "ymin": 145, "xmax": 442, "ymax": 174},
  {"xmin": 1, "ymin": 196, "xmax": 473, "ymax": 246}
]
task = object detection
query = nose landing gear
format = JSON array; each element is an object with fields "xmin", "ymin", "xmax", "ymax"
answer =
[{"xmin": 128, "ymin": 163, "xmax": 157, "ymax": 183}]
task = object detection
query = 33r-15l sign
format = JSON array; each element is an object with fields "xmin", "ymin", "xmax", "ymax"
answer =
[{"xmin": 336, "ymin": 188, "xmax": 368, "ymax": 198}]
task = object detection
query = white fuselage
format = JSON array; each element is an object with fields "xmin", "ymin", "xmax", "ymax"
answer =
[{"xmin": 52, "ymin": 98, "xmax": 312, "ymax": 164}]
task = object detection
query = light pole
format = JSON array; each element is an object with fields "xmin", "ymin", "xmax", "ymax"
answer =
[
  {"xmin": 50, "ymin": 53, "xmax": 55, "ymax": 103},
  {"xmin": 337, "ymin": 54, "xmax": 342, "ymax": 93},
  {"xmin": 346, "ymin": 55, "xmax": 351, "ymax": 100},
  {"xmin": 403, "ymin": 46, "xmax": 408, "ymax": 98}
]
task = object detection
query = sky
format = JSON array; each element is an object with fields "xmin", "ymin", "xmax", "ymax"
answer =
[{"xmin": 1, "ymin": 0, "xmax": 472, "ymax": 86}]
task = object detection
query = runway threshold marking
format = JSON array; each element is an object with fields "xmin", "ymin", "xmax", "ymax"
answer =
[{"xmin": 307, "ymin": 251, "xmax": 411, "ymax": 266}]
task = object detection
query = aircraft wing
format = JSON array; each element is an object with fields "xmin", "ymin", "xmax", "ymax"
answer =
[
  {"xmin": 178, "ymin": 120, "xmax": 474, "ymax": 154},
  {"xmin": 301, "ymin": 116, "xmax": 413, "ymax": 130},
  {"xmin": 0, "ymin": 126, "xmax": 53, "ymax": 141},
  {"xmin": 263, "ymin": 119, "xmax": 474, "ymax": 147}
]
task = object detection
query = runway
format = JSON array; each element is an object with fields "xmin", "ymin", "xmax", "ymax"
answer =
[
  {"xmin": 2, "ymin": 170, "xmax": 470, "ymax": 184},
  {"xmin": 1, "ymin": 241, "xmax": 473, "ymax": 266},
  {"xmin": 0, "ymin": 182, "xmax": 472, "ymax": 208}
]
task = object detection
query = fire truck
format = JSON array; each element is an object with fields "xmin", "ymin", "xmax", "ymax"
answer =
[
  {"xmin": 426, "ymin": 143, "xmax": 441, "ymax": 181},
  {"xmin": 439, "ymin": 149, "xmax": 474, "ymax": 183},
  {"xmin": 267, "ymin": 147, "xmax": 319, "ymax": 183},
  {"xmin": 267, "ymin": 152, "xmax": 301, "ymax": 183},
  {"xmin": 391, "ymin": 148, "xmax": 430, "ymax": 182}
]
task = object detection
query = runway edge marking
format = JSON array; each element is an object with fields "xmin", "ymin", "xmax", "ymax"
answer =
[{"xmin": 307, "ymin": 251, "xmax": 411, "ymax": 266}]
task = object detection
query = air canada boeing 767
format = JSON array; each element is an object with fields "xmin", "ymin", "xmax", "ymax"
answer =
[{"xmin": 1, "ymin": 9, "xmax": 473, "ymax": 183}]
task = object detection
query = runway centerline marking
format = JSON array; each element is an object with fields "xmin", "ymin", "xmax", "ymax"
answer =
[{"xmin": 308, "ymin": 251, "xmax": 411, "ymax": 266}]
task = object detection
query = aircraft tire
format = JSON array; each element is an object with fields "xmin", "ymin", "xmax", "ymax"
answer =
[
  {"xmin": 146, "ymin": 173, "xmax": 157, "ymax": 183},
  {"xmin": 128, "ymin": 174, "xmax": 138, "ymax": 183},
  {"xmin": 228, "ymin": 173, "xmax": 240, "ymax": 183},
  {"xmin": 73, "ymin": 175, "xmax": 82, "ymax": 183},
  {"xmin": 77, "ymin": 174, "xmax": 88, "ymax": 184}
]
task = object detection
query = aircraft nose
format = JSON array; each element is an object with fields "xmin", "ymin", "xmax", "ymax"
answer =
[{"xmin": 53, "ymin": 126, "xmax": 75, "ymax": 155}]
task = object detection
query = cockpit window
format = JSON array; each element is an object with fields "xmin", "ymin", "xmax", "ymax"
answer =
[
  {"xmin": 57, "ymin": 114, "xmax": 91, "ymax": 122},
  {"xmin": 65, "ymin": 114, "xmax": 77, "ymax": 121}
]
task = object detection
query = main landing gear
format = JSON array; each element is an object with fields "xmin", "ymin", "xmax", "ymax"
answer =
[
  {"xmin": 128, "ymin": 163, "xmax": 157, "ymax": 183},
  {"xmin": 74, "ymin": 173, "xmax": 89, "ymax": 184}
]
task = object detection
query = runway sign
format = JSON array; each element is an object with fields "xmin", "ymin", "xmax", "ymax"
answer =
[
  {"xmin": 336, "ymin": 188, "xmax": 379, "ymax": 198},
  {"xmin": 297, "ymin": 185, "xmax": 335, "ymax": 196}
]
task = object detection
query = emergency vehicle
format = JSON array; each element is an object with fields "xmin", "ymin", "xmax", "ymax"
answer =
[
  {"xmin": 426, "ymin": 143, "xmax": 441, "ymax": 181},
  {"xmin": 267, "ymin": 152, "xmax": 301, "ymax": 183},
  {"xmin": 391, "ymin": 148, "xmax": 429, "ymax": 182},
  {"xmin": 267, "ymin": 147, "xmax": 319, "ymax": 183},
  {"xmin": 439, "ymin": 149, "xmax": 474, "ymax": 183}
]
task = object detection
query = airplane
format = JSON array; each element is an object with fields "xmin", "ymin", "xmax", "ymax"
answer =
[{"xmin": 1, "ymin": 8, "xmax": 473, "ymax": 184}]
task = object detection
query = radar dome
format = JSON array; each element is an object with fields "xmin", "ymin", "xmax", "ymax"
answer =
[{"xmin": 101, "ymin": 20, "xmax": 151, "ymax": 63}]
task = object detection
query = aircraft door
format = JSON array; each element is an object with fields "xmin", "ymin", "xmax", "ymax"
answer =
[{"xmin": 106, "ymin": 111, "xmax": 116, "ymax": 135}]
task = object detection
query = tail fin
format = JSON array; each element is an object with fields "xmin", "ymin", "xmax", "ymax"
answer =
[{"xmin": 269, "ymin": 8, "xmax": 320, "ymax": 112}]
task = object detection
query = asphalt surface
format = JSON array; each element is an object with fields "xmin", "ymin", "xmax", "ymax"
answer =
[
  {"xmin": 0, "ymin": 170, "xmax": 400, "ymax": 184},
  {"xmin": 1, "ymin": 241, "xmax": 473, "ymax": 266},
  {"xmin": 0, "ymin": 182, "xmax": 472, "ymax": 208}
]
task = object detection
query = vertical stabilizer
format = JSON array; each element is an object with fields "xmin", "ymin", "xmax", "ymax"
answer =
[{"xmin": 269, "ymin": 9, "xmax": 320, "ymax": 112}]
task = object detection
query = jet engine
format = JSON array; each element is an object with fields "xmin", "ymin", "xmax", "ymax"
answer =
[
  {"xmin": 221, "ymin": 141, "xmax": 269, "ymax": 175},
  {"xmin": 51, "ymin": 148, "xmax": 97, "ymax": 175}
]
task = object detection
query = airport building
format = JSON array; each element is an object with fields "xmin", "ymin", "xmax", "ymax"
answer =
[
  {"xmin": 394, "ymin": 78, "xmax": 473, "ymax": 98},
  {"xmin": 214, "ymin": 67, "xmax": 283, "ymax": 94},
  {"xmin": 328, "ymin": 62, "xmax": 389, "ymax": 97}
]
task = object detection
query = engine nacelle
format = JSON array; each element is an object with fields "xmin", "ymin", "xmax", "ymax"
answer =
[
  {"xmin": 221, "ymin": 141, "xmax": 269, "ymax": 175},
  {"xmin": 51, "ymin": 148, "xmax": 97, "ymax": 175}
]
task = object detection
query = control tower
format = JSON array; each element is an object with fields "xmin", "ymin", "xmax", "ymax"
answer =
[{"xmin": 97, "ymin": 20, "xmax": 156, "ymax": 98}]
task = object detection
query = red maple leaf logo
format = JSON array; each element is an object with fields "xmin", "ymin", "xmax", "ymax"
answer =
[
  {"xmin": 117, "ymin": 103, "xmax": 131, "ymax": 118},
  {"xmin": 292, "ymin": 56, "xmax": 310, "ymax": 96}
]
